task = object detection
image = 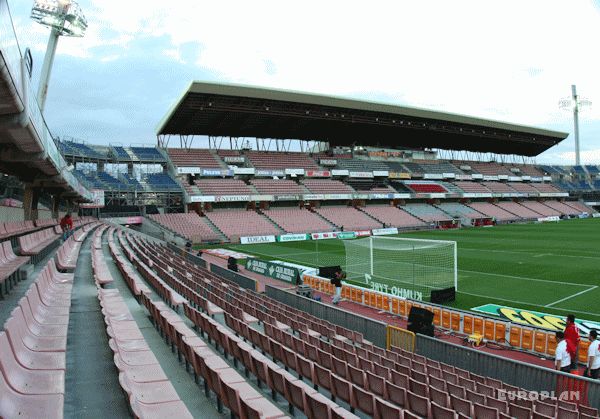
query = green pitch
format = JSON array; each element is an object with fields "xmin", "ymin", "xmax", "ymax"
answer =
[{"xmin": 225, "ymin": 218, "xmax": 600, "ymax": 322}]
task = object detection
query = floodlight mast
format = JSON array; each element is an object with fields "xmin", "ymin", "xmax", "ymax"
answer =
[
  {"xmin": 559, "ymin": 84, "xmax": 592, "ymax": 166},
  {"xmin": 30, "ymin": 0, "xmax": 87, "ymax": 112},
  {"xmin": 572, "ymin": 85, "xmax": 581, "ymax": 166}
]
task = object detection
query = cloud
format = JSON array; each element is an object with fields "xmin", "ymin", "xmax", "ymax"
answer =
[{"xmin": 7, "ymin": 0, "xmax": 600, "ymax": 162}]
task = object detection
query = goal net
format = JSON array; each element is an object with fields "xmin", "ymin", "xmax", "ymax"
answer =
[{"xmin": 343, "ymin": 236, "xmax": 457, "ymax": 301}]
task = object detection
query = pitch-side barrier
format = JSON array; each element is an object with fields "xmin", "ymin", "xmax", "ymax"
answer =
[{"xmin": 302, "ymin": 273, "xmax": 592, "ymax": 364}]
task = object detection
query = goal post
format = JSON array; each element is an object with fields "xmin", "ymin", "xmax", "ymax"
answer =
[{"xmin": 343, "ymin": 236, "xmax": 457, "ymax": 302}]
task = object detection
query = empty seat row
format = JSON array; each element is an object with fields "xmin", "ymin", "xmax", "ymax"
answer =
[
  {"xmin": 95, "ymin": 272, "xmax": 193, "ymax": 418},
  {"xmin": 0, "ymin": 240, "xmax": 30, "ymax": 297},
  {"xmin": 18, "ymin": 227, "xmax": 60, "ymax": 260},
  {"xmin": 0, "ymin": 258, "xmax": 75, "ymax": 418}
]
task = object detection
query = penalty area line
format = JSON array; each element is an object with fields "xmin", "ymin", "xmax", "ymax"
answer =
[{"xmin": 545, "ymin": 286, "xmax": 598, "ymax": 308}]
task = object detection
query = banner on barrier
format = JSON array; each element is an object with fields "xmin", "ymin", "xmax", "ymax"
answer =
[
  {"xmin": 176, "ymin": 166, "xmax": 201, "ymax": 174},
  {"xmin": 246, "ymin": 259, "xmax": 301, "ymax": 283},
  {"xmin": 240, "ymin": 235, "xmax": 276, "ymax": 244},
  {"xmin": 472, "ymin": 304, "xmax": 600, "ymax": 336},
  {"xmin": 355, "ymin": 230, "xmax": 372, "ymax": 237},
  {"xmin": 277, "ymin": 233, "xmax": 310, "ymax": 242},
  {"xmin": 311, "ymin": 231, "xmax": 339, "ymax": 240},
  {"xmin": 538, "ymin": 216, "xmax": 560, "ymax": 222},
  {"xmin": 337, "ymin": 232, "xmax": 357, "ymax": 240},
  {"xmin": 372, "ymin": 227, "xmax": 399, "ymax": 236}
]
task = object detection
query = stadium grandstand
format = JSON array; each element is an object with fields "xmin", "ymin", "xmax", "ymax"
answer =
[{"xmin": 2, "ymin": 1, "xmax": 600, "ymax": 418}]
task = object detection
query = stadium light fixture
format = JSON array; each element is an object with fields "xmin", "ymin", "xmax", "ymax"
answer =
[
  {"xmin": 559, "ymin": 85, "xmax": 592, "ymax": 166},
  {"xmin": 31, "ymin": 0, "xmax": 88, "ymax": 112}
]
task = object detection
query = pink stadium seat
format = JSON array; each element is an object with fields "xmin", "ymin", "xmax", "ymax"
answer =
[
  {"xmin": 431, "ymin": 400, "xmax": 458, "ymax": 419},
  {"xmin": 374, "ymin": 397, "xmax": 404, "ymax": 419},
  {"xmin": 474, "ymin": 402, "xmax": 499, "ymax": 419},
  {"xmin": 149, "ymin": 213, "xmax": 220, "ymax": 243},
  {"xmin": 205, "ymin": 209, "xmax": 280, "ymax": 240},
  {"xmin": 315, "ymin": 206, "xmax": 382, "ymax": 231},
  {"xmin": 0, "ymin": 365, "xmax": 64, "ymax": 419},
  {"xmin": 264, "ymin": 207, "xmax": 334, "ymax": 233}
]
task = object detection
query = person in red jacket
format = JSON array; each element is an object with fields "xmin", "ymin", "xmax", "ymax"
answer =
[
  {"xmin": 564, "ymin": 314, "xmax": 580, "ymax": 371},
  {"xmin": 59, "ymin": 213, "xmax": 73, "ymax": 241}
]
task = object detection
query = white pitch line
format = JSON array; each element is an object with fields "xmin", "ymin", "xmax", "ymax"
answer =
[
  {"xmin": 545, "ymin": 286, "xmax": 598, "ymax": 308},
  {"xmin": 458, "ymin": 269, "xmax": 593, "ymax": 287}
]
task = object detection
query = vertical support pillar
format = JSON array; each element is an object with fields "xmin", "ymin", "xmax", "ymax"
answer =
[
  {"xmin": 51, "ymin": 193, "xmax": 61, "ymax": 219},
  {"xmin": 128, "ymin": 163, "xmax": 134, "ymax": 175},
  {"xmin": 22, "ymin": 185, "xmax": 40, "ymax": 221}
]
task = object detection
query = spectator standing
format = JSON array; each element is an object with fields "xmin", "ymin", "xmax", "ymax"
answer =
[
  {"xmin": 586, "ymin": 330, "xmax": 600, "ymax": 379},
  {"xmin": 59, "ymin": 213, "xmax": 73, "ymax": 241},
  {"xmin": 555, "ymin": 331, "xmax": 571, "ymax": 373},
  {"xmin": 331, "ymin": 269, "xmax": 345, "ymax": 305},
  {"xmin": 564, "ymin": 314, "xmax": 580, "ymax": 371}
]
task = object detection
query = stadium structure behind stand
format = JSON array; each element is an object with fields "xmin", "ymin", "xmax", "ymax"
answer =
[{"xmin": 45, "ymin": 136, "xmax": 600, "ymax": 245}]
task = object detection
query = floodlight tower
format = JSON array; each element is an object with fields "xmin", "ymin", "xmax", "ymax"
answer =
[
  {"xmin": 30, "ymin": 0, "xmax": 88, "ymax": 112},
  {"xmin": 559, "ymin": 85, "xmax": 592, "ymax": 165}
]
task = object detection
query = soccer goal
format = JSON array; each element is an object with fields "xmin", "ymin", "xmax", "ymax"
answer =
[{"xmin": 343, "ymin": 236, "xmax": 457, "ymax": 301}]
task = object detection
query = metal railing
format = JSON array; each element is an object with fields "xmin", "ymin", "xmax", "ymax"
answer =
[
  {"xmin": 386, "ymin": 325, "xmax": 415, "ymax": 352},
  {"xmin": 265, "ymin": 285, "xmax": 388, "ymax": 348},
  {"xmin": 210, "ymin": 264, "xmax": 257, "ymax": 291},
  {"xmin": 415, "ymin": 334, "xmax": 600, "ymax": 409}
]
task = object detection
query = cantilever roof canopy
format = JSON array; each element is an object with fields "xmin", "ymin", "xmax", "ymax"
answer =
[{"xmin": 156, "ymin": 81, "xmax": 569, "ymax": 156}]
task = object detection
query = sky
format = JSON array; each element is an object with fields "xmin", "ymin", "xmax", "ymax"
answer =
[{"xmin": 7, "ymin": 0, "xmax": 600, "ymax": 164}]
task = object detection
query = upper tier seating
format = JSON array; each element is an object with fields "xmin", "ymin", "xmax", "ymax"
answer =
[
  {"xmin": 453, "ymin": 182, "xmax": 491, "ymax": 193},
  {"xmin": 542, "ymin": 200, "xmax": 581, "ymax": 216},
  {"xmin": 194, "ymin": 179, "xmax": 253, "ymax": 196},
  {"xmin": 149, "ymin": 213, "xmax": 220, "ymax": 242},
  {"xmin": 315, "ymin": 206, "xmax": 382, "ymax": 231},
  {"xmin": 121, "ymin": 173, "xmax": 142, "ymax": 190},
  {"xmin": 436, "ymin": 202, "xmax": 484, "ymax": 219},
  {"xmin": 467, "ymin": 202, "xmax": 520, "ymax": 221},
  {"xmin": 335, "ymin": 159, "xmax": 389, "ymax": 171},
  {"xmin": 249, "ymin": 179, "xmax": 306, "ymax": 195},
  {"xmin": 510, "ymin": 164, "xmax": 544, "ymax": 177},
  {"xmin": 130, "ymin": 147, "xmax": 165, "ymax": 161},
  {"xmin": 97, "ymin": 172, "xmax": 129, "ymax": 189},
  {"xmin": 346, "ymin": 180, "xmax": 396, "ymax": 194},
  {"xmin": 112, "ymin": 146, "xmax": 131, "ymax": 160},
  {"xmin": 494, "ymin": 201, "xmax": 542, "ymax": 219},
  {"xmin": 264, "ymin": 208, "xmax": 334, "ymax": 233},
  {"xmin": 145, "ymin": 173, "xmax": 180, "ymax": 190},
  {"xmin": 246, "ymin": 152, "xmax": 320, "ymax": 170},
  {"xmin": 401, "ymin": 204, "xmax": 453, "ymax": 223},
  {"xmin": 482, "ymin": 182, "xmax": 516, "ymax": 193},
  {"xmin": 404, "ymin": 182, "xmax": 448, "ymax": 193},
  {"xmin": 205, "ymin": 209, "xmax": 280, "ymax": 239},
  {"xmin": 532, "ymin": 183, "xmax": 562, "ymax": 193},
  {"xmin": 167, "ymin": 148, "xmax": 223, "ymax": 169},
  {"xmin": 585, "ymin": 165, "xmax": 600, "ymax": 175},
  {"xmin": 519, "ymin": 201, "xmax": 561, "ymax": 217},
  {"xmin": 507, "ymin": 183, "xmax": 538, "ymax": 193},
  {"xmin": 301, "ymin": 179, "xmax": 355, "ymax": 194},
  {"xmin": 410, "ymin": 160, "xmax": 463, "ymax": 175},
  {"xmin": 59, "ymin": 141, "xmax": 105, "ymax": 158},
  {"xmin": 462, "ymin": 161, "xmax": 514, "ymax": 176},
  {"xmin": 360, "ymin": 206, "xmax": 426, "ymax": 228}
]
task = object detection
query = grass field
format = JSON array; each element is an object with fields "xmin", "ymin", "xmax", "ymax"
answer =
[{"xmin": 225, "ymin": 218, "xmax": 600, "ymax": 322}]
